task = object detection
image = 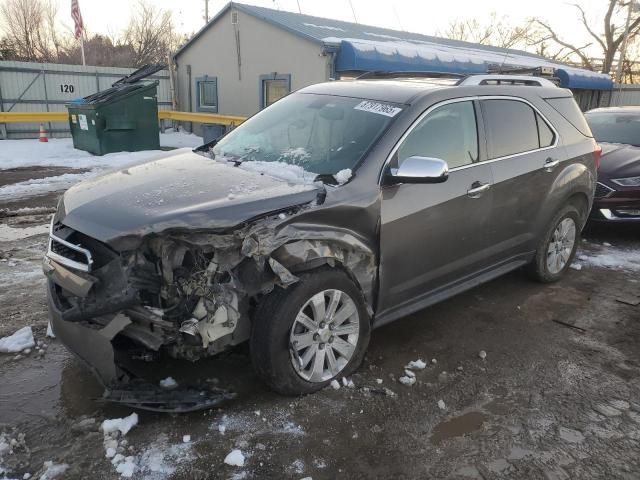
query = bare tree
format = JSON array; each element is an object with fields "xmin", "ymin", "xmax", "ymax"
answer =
[
  {"xmin": 0, "ymin": 0, "xmax": 47, "ymax": 60},
  {"xmin": 123, "ymin": 1, "xmax": 179, "ymax": 66},
  {"xmin": 533, "ymin": 1, "xmax": 640, "ymax": 74},
  {"xmin": 440, "ymin": 13, "xmax": 535, "ymax": 49}
]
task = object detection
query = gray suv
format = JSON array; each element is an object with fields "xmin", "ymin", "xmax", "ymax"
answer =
[{"xmin": 45, "ymin": 74, "xmax": 597, "ymax": 397}]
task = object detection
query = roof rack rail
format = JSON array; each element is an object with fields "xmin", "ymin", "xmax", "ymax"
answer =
[
  {"xmin": 356, "ymin": 71, "xmax": 465, "ymax": 80},
  {"xmin": 457, "ymin": 74, "xmax": 560, "ymax": 88}
]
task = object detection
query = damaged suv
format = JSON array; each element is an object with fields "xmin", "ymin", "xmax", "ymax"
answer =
[{"xmin": 45, "ymin": 74, "xmax": 597, "ymax": 398}]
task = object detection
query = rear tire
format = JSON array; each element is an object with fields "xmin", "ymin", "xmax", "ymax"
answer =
[
  {"xmin": 526, "ymin": 204, "xmax": 581, "ymax": 283},
  {"xmin": 250, "ymin": 267, "xmax": 370, "ymax": 395}
]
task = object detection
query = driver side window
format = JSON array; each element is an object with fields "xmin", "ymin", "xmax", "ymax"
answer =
[{"xmin": 397, "ymin": 101, "xmax": 479, "ymax": 169}]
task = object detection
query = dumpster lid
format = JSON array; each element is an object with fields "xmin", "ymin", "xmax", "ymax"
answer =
[
  {"xmin": 72, "ymin": 82, "xmax": 156, "ymax": 105},
  {"xmin": 112, "ymin": 64, "xmax": 165, "ymax": 87}
]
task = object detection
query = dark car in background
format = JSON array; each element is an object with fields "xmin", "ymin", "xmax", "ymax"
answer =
[
  {"xmin": 585, "ymin": 107, "xmax": 640, "ymax": 222},
  {"xmin": 45, "ymin": 74, "xmax": 597, "ymax": 399}
]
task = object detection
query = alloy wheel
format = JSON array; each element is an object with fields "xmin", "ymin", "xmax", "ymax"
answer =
[
  {"xmin": 289, "ymin": 289, "xmax": 360, "ymax": 382},
  {"xmin": 546, "ymin": 217, "xmax": 576, "ymax": 274}
]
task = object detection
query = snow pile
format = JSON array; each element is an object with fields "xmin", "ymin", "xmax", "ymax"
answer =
[
  {"xmin": 39, "ymin": 461, "xmax": 68, "ymax": 480},
  {"xmin": 224, "ymin": 449, "xmax": 245, "ymax": 467},
  {"xmin": 101, "ymin": 413, "xmax": 139, "ymax": 436},
  {"xmin": 0, "ymin": 138, "xmax": 164, "ymax": 170},
  {"xmin": 341, "ymin": 377, "xmax": 355, "ymax": 388},
  {"xmin": 0, "ymin": 327, "xmax": 35, "ymax": 353},
  {"xmin": 405, "ymin": 359, "xmax": 427, "ymax": 370},
  {"xmin": 334, "ymin": 168, "xmax": 352, "ymax": 185},
  {"xmin": 398, "ymin": 375, "xmax": 416, "ymax": 386},
  {"xmin": 577, "ymin": 245, "xmax": 640, "ymax": 272},
  {"xmin": 0, "ymin": 172, "xmax": 96, "ymax": 201},
  {"xmin": 159, "ymin": 377, "xmax": 178, "ymax": 389},
  {"xmin": 101, "ymin": 413, "xmax": 139, "ymax": 477},
  {"xmin": 0, "ymin": 134, "xmax": 198, "ymax": 200}
]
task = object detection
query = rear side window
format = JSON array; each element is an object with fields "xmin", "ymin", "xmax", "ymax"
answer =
[
  {"xmin": 481, "ymin": 99, "xmax": 539, "ymax": 158},
  {"xmin": 545, "ymin": 97, "xmax": 592, "ymax": 137},
  {"xmin": 536, "ymin": 113, "xmax": 555, "ymax": 147}
]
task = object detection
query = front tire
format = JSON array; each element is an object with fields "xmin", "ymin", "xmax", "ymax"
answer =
[
  {"xmin": 527, "ymin": 204, "xmax": 581, "ymax": 283},
  {"xmin": 250, "ymin": 267, "xmax": 371, "ymax": 395}
]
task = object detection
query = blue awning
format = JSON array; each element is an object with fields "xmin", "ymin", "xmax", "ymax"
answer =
[{"xmin": 334, "ymin": 40, "xmax": 613, "ymax": 91}]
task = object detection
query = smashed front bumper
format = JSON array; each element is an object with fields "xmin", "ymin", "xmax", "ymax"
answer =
[{"xmin": 45, "ymin": 257, "xmax": 237, "ymax": 412}]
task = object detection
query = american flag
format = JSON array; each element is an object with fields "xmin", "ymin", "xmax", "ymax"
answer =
[{"xmin": 71, "ymin": 0, "xmax": 84, "ymax": 40}]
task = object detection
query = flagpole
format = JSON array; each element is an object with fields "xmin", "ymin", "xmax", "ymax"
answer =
[{"xmin": 80, "ymin": 36, "xmax": 86, "ymax": 66}]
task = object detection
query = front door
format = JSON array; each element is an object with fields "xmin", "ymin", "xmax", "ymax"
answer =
[{"xmin": 378, "ymin": 99, "xmax": 494, "ymax": 316}]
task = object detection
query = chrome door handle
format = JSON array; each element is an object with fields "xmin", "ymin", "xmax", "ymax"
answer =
[
  {"xmin": 544, "ymin": 158, "xmax": 560, "ymax": 171},
  {"xmin": 467, "ymin": 182, "xmax": 491, "ymax": 198}
]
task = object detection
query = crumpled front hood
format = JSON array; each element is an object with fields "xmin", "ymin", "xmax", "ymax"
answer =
[
  {"xmin": 599, "ymin": 143, "xmax": 640, "ymax": 180},
  {"xmin": 57, "ymin": 149, "xmax": 322, "ymax": 249}
]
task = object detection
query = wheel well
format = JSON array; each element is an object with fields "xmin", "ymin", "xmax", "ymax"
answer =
[{"xmin": 567, "ymin": 192, "xmax": 590, "ymax": 227}]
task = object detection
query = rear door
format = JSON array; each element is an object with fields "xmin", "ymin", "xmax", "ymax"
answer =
[
  {"xmin": 479, "ymin": 97, "xmax": 561, "ymax": 262},
  {"xmin": 378, "ymin": 99, "xmax": 494, "ymax": 315}
]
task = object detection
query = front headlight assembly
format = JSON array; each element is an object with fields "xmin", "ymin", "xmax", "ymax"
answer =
[{"xmin": 611, "ymin": 176, "xmax": 640, "ymax": 187}]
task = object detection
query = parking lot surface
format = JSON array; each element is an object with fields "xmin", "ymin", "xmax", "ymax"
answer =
[{"xmin": 1, "ymin": 168, "xmax": 639, "ymax": 479}]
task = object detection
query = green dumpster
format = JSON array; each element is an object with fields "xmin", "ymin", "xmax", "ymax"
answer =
[{"xmin": 66, "ymin": 64, "xmax": 163, "ymax": 155}]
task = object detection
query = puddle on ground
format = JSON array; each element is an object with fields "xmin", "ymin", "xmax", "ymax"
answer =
[
  {"xmin": 430, "ymin": 411, "xmax": 485, "ymax": 445},
  {"xmin": 0, "ymin": 343, "xmax": 102, "ymax": 425}
]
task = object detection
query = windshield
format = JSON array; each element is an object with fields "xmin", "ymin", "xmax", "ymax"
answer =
[
  {"xmin": 210, "ymin": 93, "xmax": 403, "ymax": 176},
  {"xmin": 585, "ymin": 112, "xmax": 640, "ymax": 146}
]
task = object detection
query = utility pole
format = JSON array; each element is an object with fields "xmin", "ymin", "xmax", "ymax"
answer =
[
  {"xmin": 204, "ymin": 0, "xmax": 210, "ymax": 23},
  {"xmin": 348, "ymin": 0, "xmax": 358, "ymax": 23},
  {"xmin": 615, "ymin": 1, "xmax": 634, "ymax": 84}
]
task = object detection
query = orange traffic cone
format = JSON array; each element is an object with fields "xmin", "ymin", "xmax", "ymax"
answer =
[{"xmin": 39, "ymin": 124, "xmax": 48, "ymax": 143}]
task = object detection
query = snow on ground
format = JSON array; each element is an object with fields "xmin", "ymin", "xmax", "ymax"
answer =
[
  {"xmin": 0, "ymin": 132, "xmax": 202, "ymax": 200},
  {"xmin": 0, "ymin": 327, "xmax": 35, "ymax": 353},
  {"xmin": 0, "ymin": 131, "xmax": 201, "ymax": 170},
  {"xmin": 159, "ymin": 129, "xmax": 203, "ymax": 149},
  {"xmin": 0, "ymin": 224, "xmax": 49, "ymax": 242},
  {"xmin": 38, "ymin": 461, "xmax": 68, "ymax": 480},
  {"xmin": 577, "ymin": 243, "xmax": 640, "ymax": 272}
]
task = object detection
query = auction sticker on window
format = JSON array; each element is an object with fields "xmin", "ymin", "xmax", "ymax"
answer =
[{"xmin": 354, "ymin": 100, "xmax": 402, "ymax": 117}]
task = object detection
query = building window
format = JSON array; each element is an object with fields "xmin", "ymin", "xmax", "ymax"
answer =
[
  {"xmin": 196, "ymin": 76, "xmax": 218, "ymax": 112},
  {"xmin": 260, "ymin": 73, "xmax": 291, "ymax": 108}
]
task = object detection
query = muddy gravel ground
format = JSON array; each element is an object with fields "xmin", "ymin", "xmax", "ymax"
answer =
[{"xmin": 1, "ymin": 173, "xmax": 639, "ymax": 479}]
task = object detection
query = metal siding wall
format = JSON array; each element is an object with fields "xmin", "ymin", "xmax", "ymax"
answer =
[
  {"xmin": 0, "ymin": 60, "xmax": 172, "ymax": 139},
  {"xmin": 608, "ymin": 84, "xmax": 640, "ymax": 107}
]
